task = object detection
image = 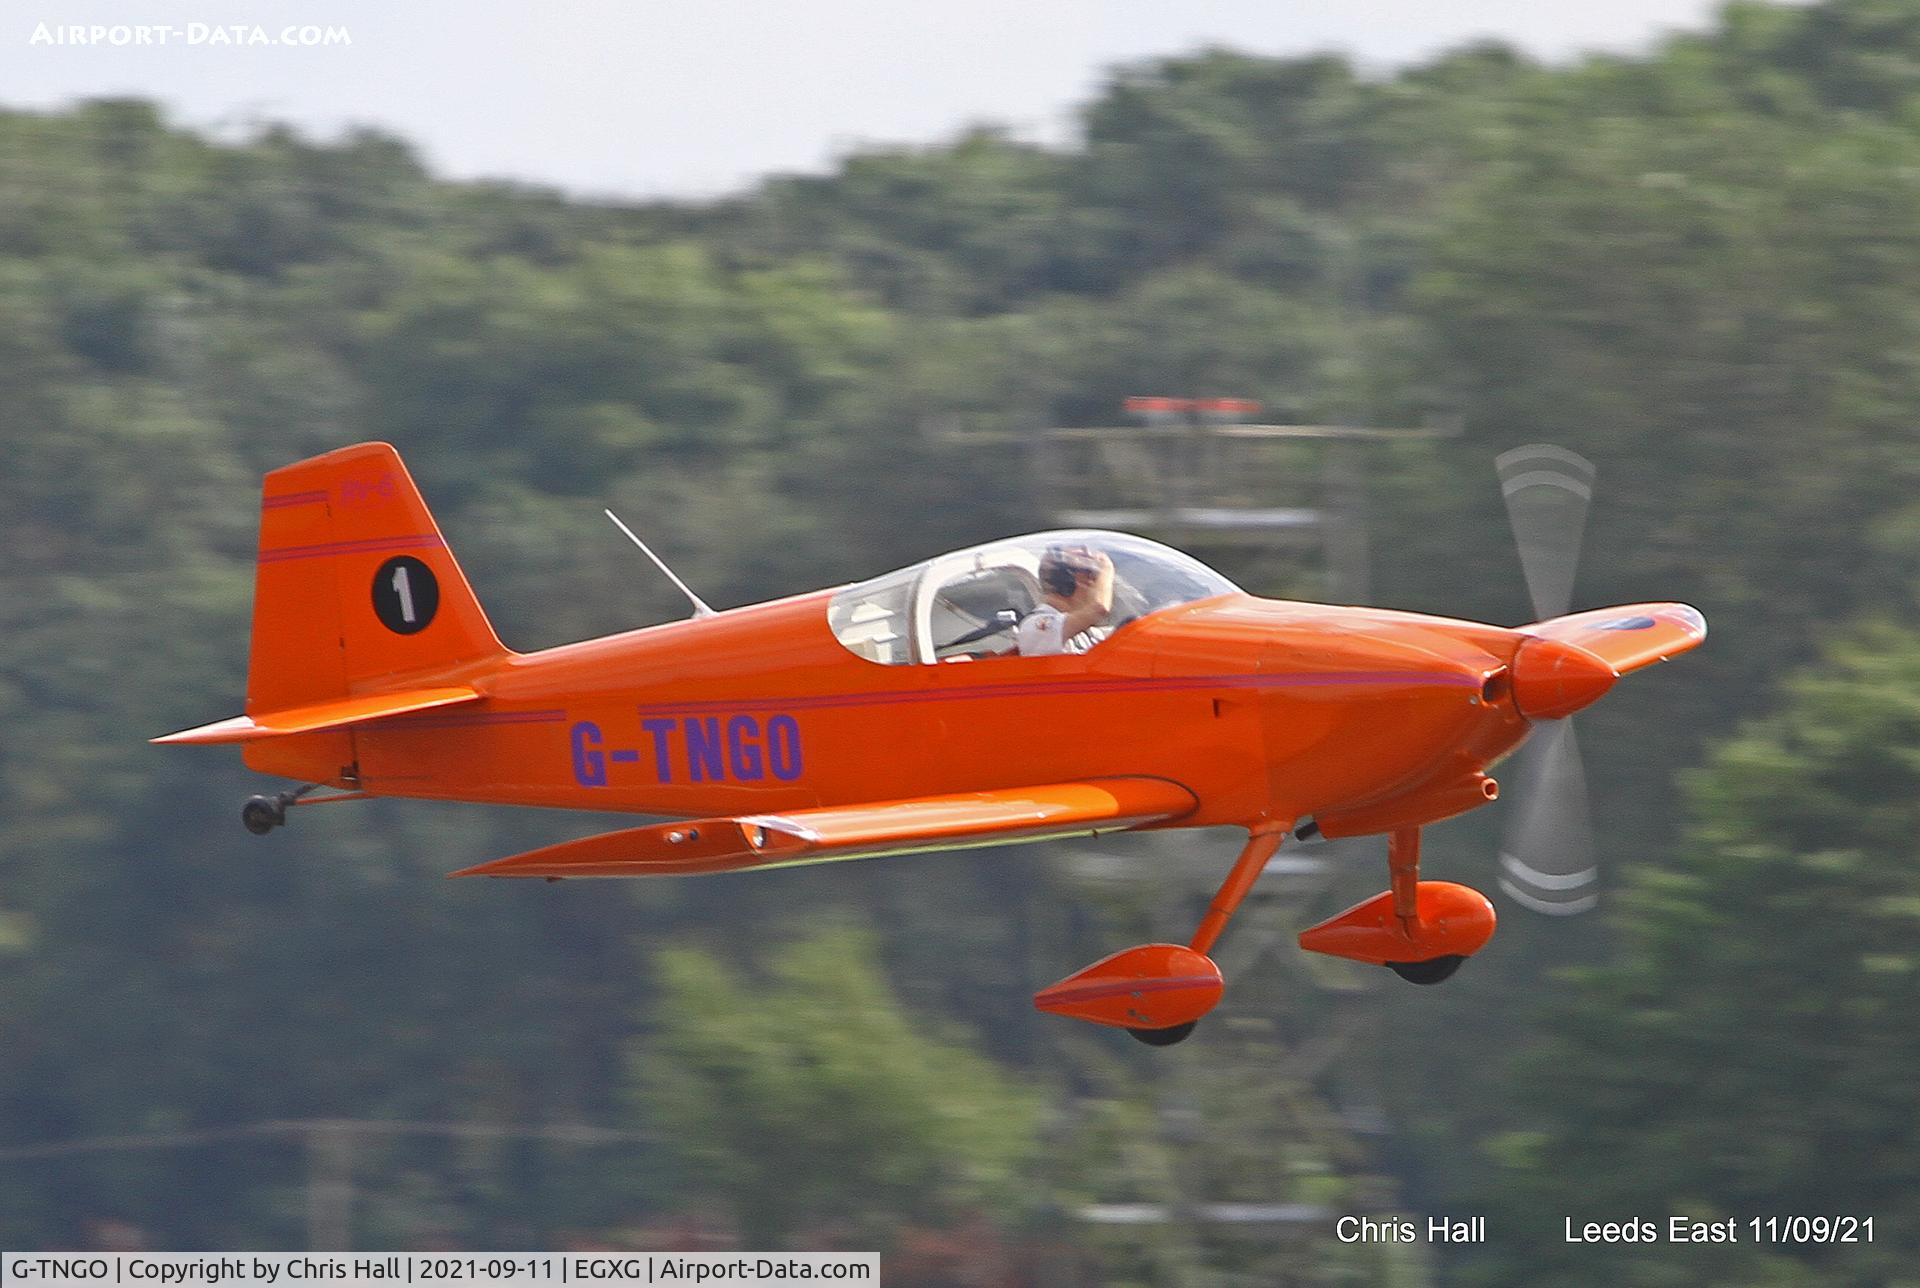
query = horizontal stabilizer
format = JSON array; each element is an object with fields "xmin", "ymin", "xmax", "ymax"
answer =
[
  {"xmin": 1521, "ymin": 602, "xmax": 1706, "ymax": 677},
  {"xmin": 450, "ymin": 777, "xmax": 1197, "ymax": 879},
  {"xmin": 152, "ymin": 685, "xmax": 482, "ymax": 745}
]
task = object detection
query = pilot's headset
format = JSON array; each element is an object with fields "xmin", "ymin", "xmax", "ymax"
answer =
[{"xmin": 1040, "ymin": 545, "xmax": 1098, "ymax": 598}]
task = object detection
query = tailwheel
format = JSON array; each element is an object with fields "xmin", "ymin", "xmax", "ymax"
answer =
[
  {"xmin": 1387, "ymin": 954, "xmax": 1466, "ymax": 986},
  {"xmin": 240, "ymin": 784, "xmax": 331, "ymax": 835},
  {"xmin": 241, "ymin": 795, "xmax": 286, "ymax": 835},
  {"xmin": 1128, "ymin": 1021, "xmax": 1197, "ymax": 1047}
]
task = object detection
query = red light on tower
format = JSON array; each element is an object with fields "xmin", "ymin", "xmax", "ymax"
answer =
[
  {"xmin": 1125, "ymin": 396, "xmax": 1261, "ymax": 423},
  {"xmin": 1124, "ymin": 396, "xmax": 1195, "ymax": 416},
  {"xmin": 1198, "ymin": 398, "xmax": 1262, "ymax": 419}
]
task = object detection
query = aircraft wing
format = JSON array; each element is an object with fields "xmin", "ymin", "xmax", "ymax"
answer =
[
  {"xmin": 448, "ymin": 777, "xmax": 1197, "ymax": 879},
  {"xmin": 1522, "ymin": 602, "xmax": 1706, "ymax": 677},
  {"xmin": 151, "ymin": 685, "xmax": 482, "ymax": 745}
]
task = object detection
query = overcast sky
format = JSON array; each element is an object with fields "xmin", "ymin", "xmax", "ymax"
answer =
[{"xmin": 7, "ymin": 0, "xmax": 1737, "ymax": 200}]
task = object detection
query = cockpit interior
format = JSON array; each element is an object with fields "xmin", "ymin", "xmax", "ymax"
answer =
[{"xmin": 827, "ymin": 530, "xmax": 1238, "ymax": 665}]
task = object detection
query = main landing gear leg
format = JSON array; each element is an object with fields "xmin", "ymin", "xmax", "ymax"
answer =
[
  {"xmin": 1032, "ymin": 822, "xmax": 1289, "ymax": 1047},
  {"xmin": 1298, "ymin": 824, "xmax": 1497, "ymax": 983},
  {"xmin": 1389, "ymin": 826, "xmax": 1420, "ymax": 929},
  {"xmin": 1190, "ymin": 823, "xmax": 1288, "ymax": 958},
  {"xmin": 1385, "ymin": 827, "xmax": 1462, "ymax": 984}
]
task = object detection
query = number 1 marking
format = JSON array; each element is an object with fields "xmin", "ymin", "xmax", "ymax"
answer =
[{"xmin": 393, "ymin": 564, "xmax": 416, "ymax": 623}]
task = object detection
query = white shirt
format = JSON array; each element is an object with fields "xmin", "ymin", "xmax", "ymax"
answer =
[
  {"xmin": 1016, "ymin": 605, "xmax": 1106, "ymax": 656},
  {"xmin": 1016, "ymin": 605, "xmax": 1068, "ymax": 655}
]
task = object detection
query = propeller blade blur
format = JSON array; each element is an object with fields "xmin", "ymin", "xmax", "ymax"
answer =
[
  {"xmin": 1497, "ymin": 719, "xmax": 1598, "ymax": 915},
  {"xmin": 1496, "ymin": 444, "xmax": 1594, "ymax": 621}
]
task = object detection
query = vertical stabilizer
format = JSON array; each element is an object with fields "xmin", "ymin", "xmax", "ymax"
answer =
[{"xmin": 247, "ymin": 441, "xmax": 507, "ymax": 713}]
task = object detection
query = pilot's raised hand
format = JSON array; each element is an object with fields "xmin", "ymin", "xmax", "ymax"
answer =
[{"xmin": 1066, "ymin": 548, "xmax": 1115, "ymax": 631}]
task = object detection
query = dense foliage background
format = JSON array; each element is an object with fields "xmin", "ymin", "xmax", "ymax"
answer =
[{"xmin": 4, "ymin": 2, "xmax": 1918, "ymax": 1282}]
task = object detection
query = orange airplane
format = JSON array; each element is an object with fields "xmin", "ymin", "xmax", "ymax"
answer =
[{"xmin": 156, "ymin": 442, "xmax": 1705, "ymax": 1044}]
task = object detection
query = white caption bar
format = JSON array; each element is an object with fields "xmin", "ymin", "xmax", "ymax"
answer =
[{"xmin": 2, "ymin": 1254, "xmax": 879, "ymax": 1287}]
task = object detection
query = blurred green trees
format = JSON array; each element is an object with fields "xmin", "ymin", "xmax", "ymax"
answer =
[{"xmin": 633, "ymin": 928, "xmax": 1040, "ymax": 1246}]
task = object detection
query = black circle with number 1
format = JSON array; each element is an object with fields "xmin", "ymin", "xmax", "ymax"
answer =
[{"xmin": 372, "ymin": 556, "xmax": 440, "ymax": 634}]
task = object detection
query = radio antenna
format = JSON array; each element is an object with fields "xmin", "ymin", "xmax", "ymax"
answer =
[{"xmin": 604, "ymin": 509, "xmax": 714, "ymax": 618}]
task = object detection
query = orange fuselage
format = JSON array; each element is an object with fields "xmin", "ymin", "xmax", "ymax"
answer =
[{"xmin": 249, "ymin": 590, "xmax": 1531, "ymax": 833}]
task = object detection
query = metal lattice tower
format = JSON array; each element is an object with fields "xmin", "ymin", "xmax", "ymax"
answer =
[
  {"xmin": 1011, "ymin": 399, "xmax": 1457, "ymax": 1285},
  {"xmin": 1033, "ymin": 398, "xmax": 1458, "ymax": 602}
]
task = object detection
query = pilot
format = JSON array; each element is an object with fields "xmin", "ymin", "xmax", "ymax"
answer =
[{"xmin": 1017, "ymin": 543, "xmax": 1115, "ymax": 655}]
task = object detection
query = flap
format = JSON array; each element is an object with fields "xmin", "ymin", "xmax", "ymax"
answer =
[
  {"xmin": 151, "ymin": 685, "xmax": 482, "ymax": 745},
  {"xmin": 449, "ymin": 777, "xmax": 1197, "ymax": 878},
  {"xmin": 1521, "ymin": 602, "xmax": 1706, "ymax": 677}
]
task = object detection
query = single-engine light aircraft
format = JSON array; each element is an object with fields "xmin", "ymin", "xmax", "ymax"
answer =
[{"xmin": 157, "ymin": 443, "xmax": 1705, "ymax": 1045}]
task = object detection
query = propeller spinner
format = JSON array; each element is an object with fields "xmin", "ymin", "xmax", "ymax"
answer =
[{"xmin": 1495, "ymin": 444, "xmax": 1602, "ymax": 915}]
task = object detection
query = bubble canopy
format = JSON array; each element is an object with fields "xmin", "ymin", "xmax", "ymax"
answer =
[{"xmin": 828, "ymin": 530, "xmax": 1239, "ymax": 666}]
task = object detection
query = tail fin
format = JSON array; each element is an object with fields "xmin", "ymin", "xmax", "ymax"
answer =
[{"xmin": 248, "ymin": 442, "xmax": 507, "ymax": 712}]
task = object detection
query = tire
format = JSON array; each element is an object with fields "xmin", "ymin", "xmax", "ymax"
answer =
[
  {"xmin": 241, "ymin": 797, "xmax": 284, "ymax": 835},
  {"xmin": 1387, "ymin": 955, "xmax": 1465, "ymax": 985},
  {"xmin": 1128, "ymin": 1021, "xmax": 1197, "ymax": 1046}
]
